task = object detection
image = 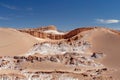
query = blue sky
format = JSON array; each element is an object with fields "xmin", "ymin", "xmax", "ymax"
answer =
[{"xmin": 0, "ymin": 0, "xmax": 120, "ymax": 30}]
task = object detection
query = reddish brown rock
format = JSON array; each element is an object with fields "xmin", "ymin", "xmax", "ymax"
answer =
[{"xmin": 19, "ymin": 26, "xmax": 93, "ymax": 40}]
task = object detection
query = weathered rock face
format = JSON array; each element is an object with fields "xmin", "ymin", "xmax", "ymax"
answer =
[
  {"xmin": 19, "ymin": 26, "xmax": 93, "ymax": 40},
  {"xmin": 64, "ymin": 27, "xmax": 93, "ymax": 39},
  {"xmin": 19, "ymin": 29, "xmax": 64, "ymax": 40}
]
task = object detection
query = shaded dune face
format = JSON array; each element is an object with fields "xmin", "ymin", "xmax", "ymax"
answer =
[
  {"xmin": 86, "ymin": 29, "xmax": 120, "ymax": 67},
  {"xmin": 86, "ymin": 29, "xmax": 120, "ymax": 79},
  {"xmin": 0, "ymin": 28, "xmax": 39, "ymax": 56}
]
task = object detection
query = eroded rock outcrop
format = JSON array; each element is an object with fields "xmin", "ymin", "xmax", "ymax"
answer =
[
  {"xmin": 0, "ymin": 52, "xmax": 112, "ymax": 80},
  {"xmin": 19, "ymin": 26, "xmax": 93, "ymax": 40}
]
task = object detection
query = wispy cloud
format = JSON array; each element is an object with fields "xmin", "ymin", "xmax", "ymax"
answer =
[
  {"xmin": 0, "ymin": 17, "xmax": 9, "ymax": 20},
  {"xmin": 96, "ymin": 19, "xmax": 120, "ymax": 24},
  {"xmin": 0, "ymin": 3, "xmax": 17, "ymax": 10}
]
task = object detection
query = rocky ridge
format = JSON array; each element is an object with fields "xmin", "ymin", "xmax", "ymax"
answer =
[{"xmin": 19, "ymin": 25, "xmax": 93, "ymax": 40}]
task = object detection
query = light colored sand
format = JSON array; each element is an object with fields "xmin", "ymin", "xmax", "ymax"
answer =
[
  {"xmin": 21, "ymin": 61, "xmax": 75, "ymax": 72},
  {"xmin": 44, "ymin": 30, "xmax": 65, "ymax": 34},
  {"xmin": 0, "ymin": 28, "xmax": 40, "ymax": 56},
  {"xmin": 0, "ymin": 69, "xmax": 20, "ymax": 74},
  {"xmin": 83, "ymin": 28, "xmax": 120, "ymax": 79}
]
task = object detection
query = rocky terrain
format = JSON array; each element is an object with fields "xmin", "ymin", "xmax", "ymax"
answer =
[
  {"xmin": 0, "ymin": 26, "xmax": 120, "ymax": 80},
  {"xmin": 19, "ymin": 25, "xmax": 92, "ymax": 40}
]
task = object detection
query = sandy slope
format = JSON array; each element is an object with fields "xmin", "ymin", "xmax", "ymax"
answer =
[
  {"xmin": 82, "ymin": 28, "xmax": 120, "ymax": 79},
  {"xmin": 0, "ymin": 28, "xmax": 40, "ymax": 56}
]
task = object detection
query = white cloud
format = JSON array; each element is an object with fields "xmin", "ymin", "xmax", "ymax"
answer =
[
  {"xmin": 96, "ymin": 19, "xmax": 120, "ymax": 24},
  {"xmin": 0, "ymin": 17, "xmax": 9, "ymax": 20},
  {"xmin": 0, "ymin": 3, "xmax": 16, "ymax": 10},
  {"xmin": 0, "ymin": 3, "xmax": 33, "ymax": 11}
]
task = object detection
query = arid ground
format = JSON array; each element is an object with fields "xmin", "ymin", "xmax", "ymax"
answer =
[{"xmin": 0, "ymin": 26, "xmax": 120, "ymax": 80}]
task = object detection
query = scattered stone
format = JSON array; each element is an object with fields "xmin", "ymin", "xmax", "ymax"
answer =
[{"xmin": 91, "ymin": 52, "xmax": 105, "ymax": 59}]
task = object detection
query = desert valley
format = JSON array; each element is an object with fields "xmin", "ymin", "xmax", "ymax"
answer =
[{"xmin": 0, "ymin": 25, "xmax": 120, "ymax": 80}]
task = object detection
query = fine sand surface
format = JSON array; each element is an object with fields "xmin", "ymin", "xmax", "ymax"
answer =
[
  {"xmin": 0, "ymin": 28, "xmax": 40, "ymax": 56},
  {"xmin": 21, "ymin": 61, "xmax": 75, "ymax": 72},
  {"xmin": 84, "ymin": 28, "xmax": 120, "ymax": 79}
]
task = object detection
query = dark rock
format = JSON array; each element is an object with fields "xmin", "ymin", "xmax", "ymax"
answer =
[{"xmin": 91, "ymin": 52, "xmax": 104, "ymax": 59}]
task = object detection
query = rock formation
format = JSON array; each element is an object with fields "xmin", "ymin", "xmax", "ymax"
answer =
[{"xmin": 19, "ymin": 25, "xmax": 93, "ymax": 40}]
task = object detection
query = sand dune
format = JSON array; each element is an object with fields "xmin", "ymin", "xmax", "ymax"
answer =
[
  {"xmin": 0, "ymin": 28, "xmax": 40, "ymax": 56},
  {"xmin": 82, "ymin": 28, "xmax": 120, "ymax": 79}
]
